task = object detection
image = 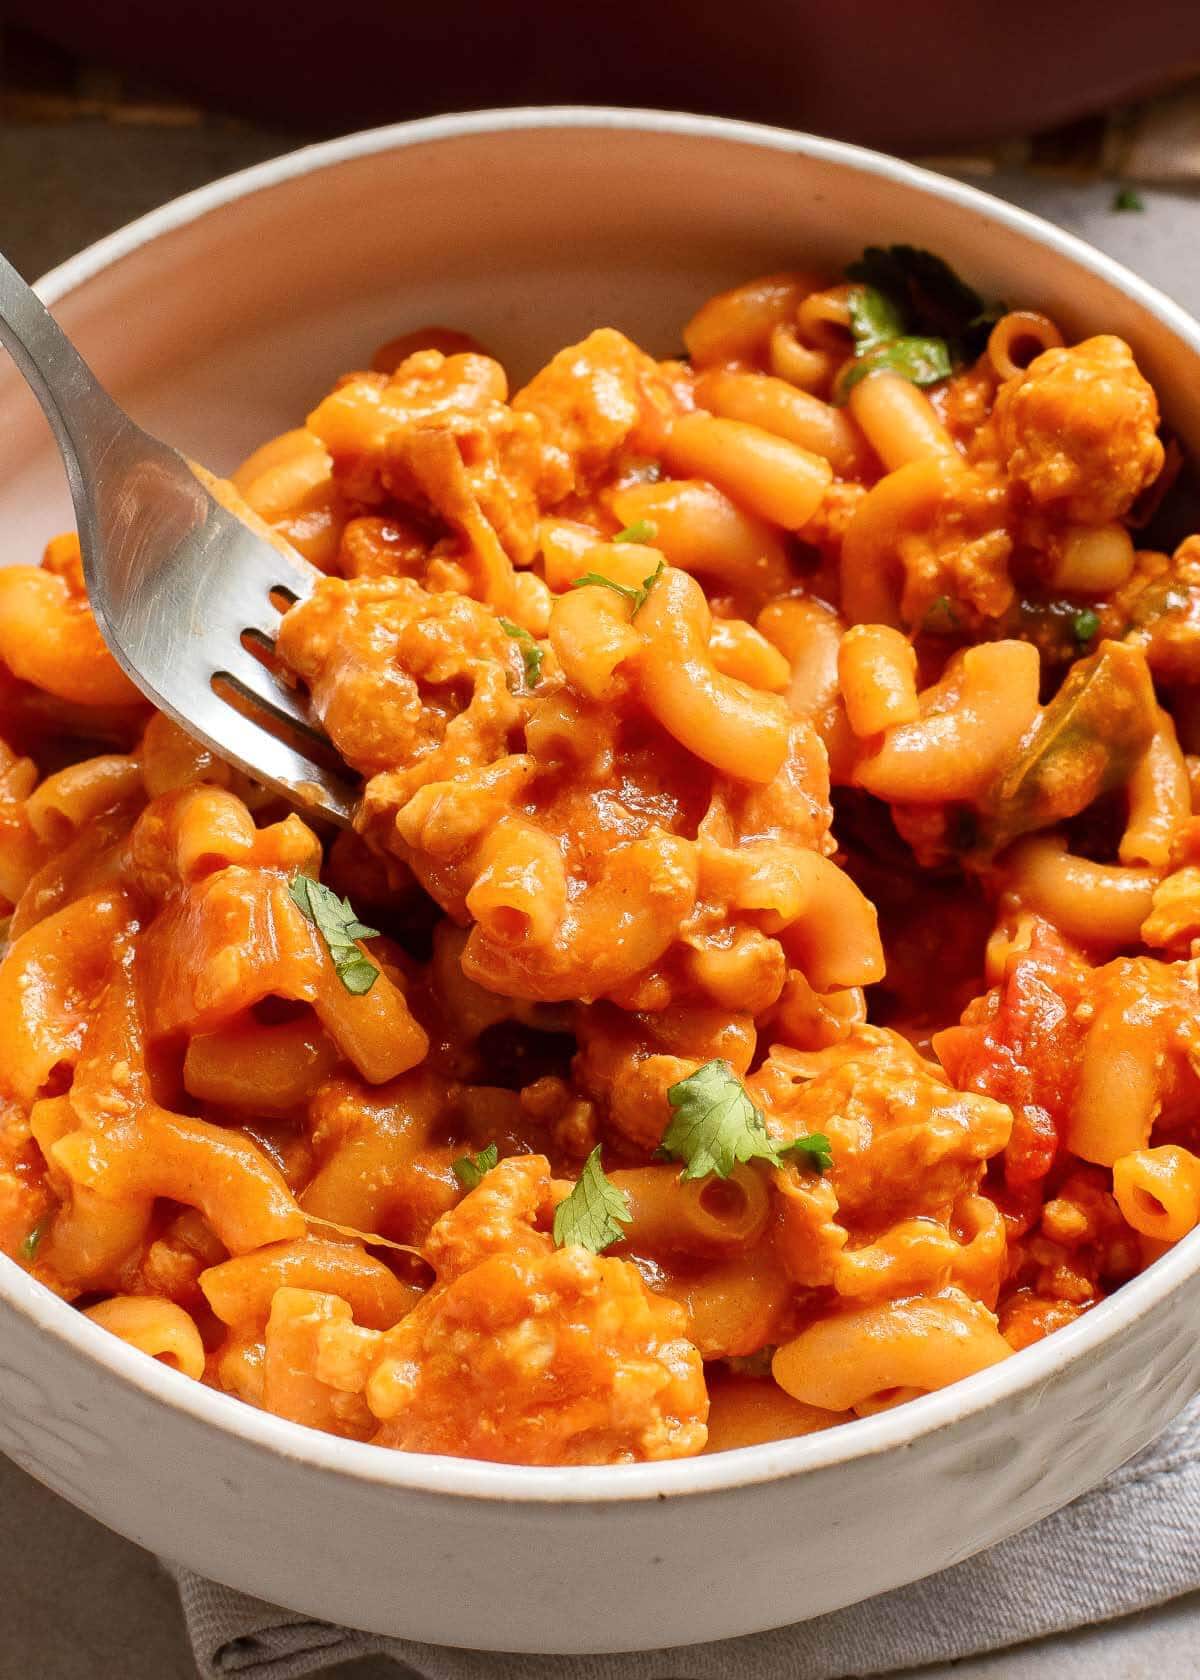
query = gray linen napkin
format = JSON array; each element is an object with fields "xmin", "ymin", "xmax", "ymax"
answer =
[{"xmin": 173, "ymin": 1394, "xmax": 1200, "ymax": 1680}]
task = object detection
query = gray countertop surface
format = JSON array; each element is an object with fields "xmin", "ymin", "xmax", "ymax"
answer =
[{"xmin": 1, "ymin": 119, "xmax": 1198, "ymax": 1680}]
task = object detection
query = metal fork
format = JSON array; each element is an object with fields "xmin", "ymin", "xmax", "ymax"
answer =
[{"xmin": 0, "ymin": 250, "xmax": 357, "ymax": 825}]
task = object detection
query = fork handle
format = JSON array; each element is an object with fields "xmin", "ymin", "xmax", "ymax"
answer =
[{"xmin": 0, "ymin": 249, "xmax": 127, "ymax": 500}]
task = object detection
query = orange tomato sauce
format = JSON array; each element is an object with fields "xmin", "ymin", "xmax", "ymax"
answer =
[{"xmin": 1, "ymin": 274, "xmax": 1198, "ymax": 1465}]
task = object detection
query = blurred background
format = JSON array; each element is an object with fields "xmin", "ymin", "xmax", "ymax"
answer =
[{"xmin": 3, "ymin": 6, "xmax": 1200, "ymax": 280}]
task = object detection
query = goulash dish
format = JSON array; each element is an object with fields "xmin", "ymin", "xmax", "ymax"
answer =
[{"xmin": 1, "ymin": 249, "xmax": 1197, "ymax": 1465}]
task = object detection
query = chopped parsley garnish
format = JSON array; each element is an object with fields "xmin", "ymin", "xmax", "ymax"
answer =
[
  {"xmin": 552, "ymin": 1145, "xmax": 632, "ymax": 1254},
  {"xmin": 497, "ymin": 618, "xmax": 543, "ymax": 688},
  {"xmin": 20, "ymin": 1215, "xmax": 50, "ymax": 1263},
  {"xmin": 661, "ymin": 1060, "xmax": 832, "ymax": 1181},
  {"xmin": 1072, "ymin": 607, "xmax": 1101, "ymax": 646},
  {"xmin": 836, "ymin": 245, "xmax": 1002, "ymax": 405},
  {"xmin": 1112, "ymin": 187, "xmax": 1145, "ymax": 213},
  {"xmin": 288, "ymin": 875, "xmax": 381, "ymax": 995},
  {"xmin": 571, "ymin": 558, "xmax": 665, "ymax": 615},
  {"xmin": 452, "ymin": 1142, "xmax": 499, "ymax": 1191},
  {"xmin": 613, "ymin": 518, "xmax": 658, "ymax": 545}
]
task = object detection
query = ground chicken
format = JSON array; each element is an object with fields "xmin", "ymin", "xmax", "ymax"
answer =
[
  {"xmin": 896, "ymin": 466, "xmax": 1014, "ymax": 627},
  {"xmin": 574, "ymin": 1002, "xmax": 757, "ymax": 1153},
  {"xmin": 422, "ymin": 1152, "xmax": 553, "ymax": 1280},
  {"xmin": 751, "ymin": 1026, "xmax": 1013, "ymax": 1230},
  {"xmin": 276, "ymin": 574, "xmax": 523, "ymax": 782},
  {"xmin": 307, "ymin": 350, "xmax": 546, "ymax": 570},
  {"xmin": 1142, "ymin": 866, "xmax": 1200, "ymax": 955},
  {"xmin": 514, "ymin": 328, "xmax": 692, "ymax": 504},
  {"xmin": 368, "ymin": 1155, "xmax": 707, "ymax": 1463},
  {"xmin": 1111, "ymin": 536, "xmax": 1200, "ymax": 684},
  {"xmin": 992, "ymin": 335, "xmax": 1163, "ymax": 523}
]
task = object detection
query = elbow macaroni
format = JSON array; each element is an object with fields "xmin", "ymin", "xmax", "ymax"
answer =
[{"xmin": 0, "ymin": 259, "xmax": 1195, "ymax": 1466}]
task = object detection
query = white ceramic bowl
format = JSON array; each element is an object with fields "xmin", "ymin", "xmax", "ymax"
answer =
[{"xmin": 2, "ymin": 108, "xmax": 1199, "ymax": 1655}]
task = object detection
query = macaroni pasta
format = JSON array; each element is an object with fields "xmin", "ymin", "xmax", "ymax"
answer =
[{"xmin": 1, "ymin": 251, "xmax": 1198, "ymax": 1466}]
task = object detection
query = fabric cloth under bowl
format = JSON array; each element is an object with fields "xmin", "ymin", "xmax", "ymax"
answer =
[{"xmin": 173, "ymin": 1394, "xmax": 1200, "ymax": 1680}]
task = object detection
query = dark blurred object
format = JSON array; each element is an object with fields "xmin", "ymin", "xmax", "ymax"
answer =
[{"xmin": 6, "ymin": 1, "xmax": 1200, "ymax": 152}]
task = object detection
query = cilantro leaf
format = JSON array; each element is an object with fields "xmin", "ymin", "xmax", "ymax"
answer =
[
  {"xmin": 662, "ymin": 1060, "xmax": 833, "ymax": 1181},
  {"xmin": 452, "ymin": 1142, "xmax": 499, "ymax": 1191},
  {"xmin": 288, "ymin": 875, "xmax": 381, "ymax": 995},
  {"xmin": 1112, "ymin": 187, "xmax": 1145, "ymax": 213},
  {"xmin": 20, "ymin": 1215, "xmax": 50, "ymax": 1262},
  {"xmin": 552, "ymin": 1145, "xmax": 632, "ymax": 1253},
  {"xmin": 571, "ymin": 558, "xmax": 665, "ymax": 616},
  {"xmin": 776, "ymin": 1133, "xmax": 834, "ymax": 1174},
  {"xmin": 846, "ymin": 245, "xmax": 996, "ymax": 349},
  {"xmin": 836, "ymin": 249, "xmax": 990, "ymax": 403},
  {"xmin": 1071, "ymin": 607, "xmax": 1101, "ymax": 646},
  {"xmin": 497, "ymin": 618, "xmax": 543, "ymax": 688},
  {"xmin": 846, "ymin": 285, "xmax": 906, "ymax": 352},
  {"xmin": 835, "ymin": 336, "xmax": 953, "ymax": 403},
  {"xmin": 840, "ymin": 245, "xmax": 1001, "ymax": 374},
  {"xmin": 662, "ymin": 1060, "xmax": 781, "ymax": 1180},
  {"xmin": 613, "ymin": 518, "xmax": 658, "ymax": 545}
]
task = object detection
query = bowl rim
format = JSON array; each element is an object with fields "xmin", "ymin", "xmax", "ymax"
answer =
[{"xmin": 7, "ymin": 102, "xmax": 1200, "ymax": 1506}]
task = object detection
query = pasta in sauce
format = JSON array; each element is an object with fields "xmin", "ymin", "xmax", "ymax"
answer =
[{"xmin": 2, "ymin": 251, "xmax": 1199, "ymax": 1466}]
